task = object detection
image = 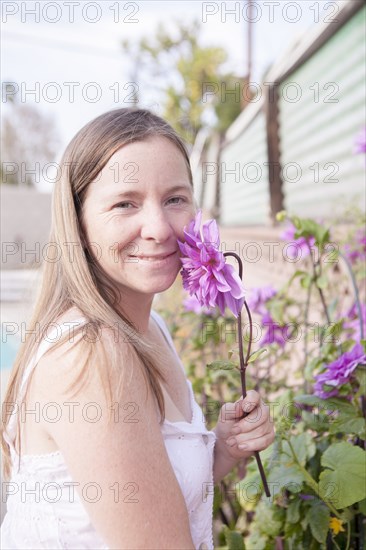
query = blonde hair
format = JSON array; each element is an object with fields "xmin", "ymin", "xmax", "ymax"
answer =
[{"xmin": 1, "ymin": 108, "xmax": 193, "ymax": 480}]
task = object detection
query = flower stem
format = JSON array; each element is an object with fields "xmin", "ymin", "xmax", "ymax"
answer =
[
  {"xmin": 346, "ymin": 519, "xmax": 351, "ymax": 550},
  {"xmin": 303, "ymin": 282, "xmax": 313, "ymax": 392},
  {"xmin": 237, "ymin": 305, "xmax": 246, "ymax": 396},
  {"xmin": 223, "ymin": 252, "xmax": 271, "ymax": 498},
  {"xmin": 307, "ymin": 243, "xmax": 331, "ymax": 331},
  {"xmin": 243, "ymin": 300, "xmax": 253, "ymax": 364},
  {"xmin": 339, "ymin": 251, "xmax": 364, "ymax": 341},
  {"xmin": 332, "ymin": 537, "xmax": 342, "ymax": 550}
]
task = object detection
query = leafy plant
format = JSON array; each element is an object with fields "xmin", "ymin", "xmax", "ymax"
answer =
[{"xmin": 158, "ymin": 209, "xmax": 366, "ymax": 549}]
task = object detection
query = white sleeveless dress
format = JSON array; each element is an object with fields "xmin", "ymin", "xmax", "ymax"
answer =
[{"xmin": 1, "ymin": 310, "xmax": 217, "ymax": 549}]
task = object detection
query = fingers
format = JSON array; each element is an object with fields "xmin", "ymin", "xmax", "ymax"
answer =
[
  {"xmin": 237, "ymin": 389, "xmax": 260, "ymax": 416},
  {"xmin": 236, "ymin": 431, "xmax": 275, "ymax": 453},
  {"xmin": 226, "ymin": 423, "xmax": 275, "ymax": 453},
  {"xmin": 222, "ymin": 390, "xmax": 275, "ymax": 456},
  {"xmin": 231, "ymin": 394, "xmax": 271, "ymax": 434},
  {"xmin": 222, "ymin": 390, "xmax": 260, "ymax": 422}
]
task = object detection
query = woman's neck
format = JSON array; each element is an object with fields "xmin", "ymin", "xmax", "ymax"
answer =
[{"xmin": 116, "ymin": 293, "xmax": 154, "ymax": 334}]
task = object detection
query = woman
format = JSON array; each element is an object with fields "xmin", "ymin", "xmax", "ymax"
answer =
[{"xmin": 1, "ymin": 108, "xmax": 274, "ymax": 549}]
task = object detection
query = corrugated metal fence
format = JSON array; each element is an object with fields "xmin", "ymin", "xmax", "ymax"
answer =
[{"xmin": 216, "ymin": 2, "xmax": 365, "ymax": 227}]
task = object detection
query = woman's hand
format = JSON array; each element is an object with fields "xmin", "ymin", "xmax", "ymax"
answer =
[{"xmin": 214, "ymin": 390, "xmax": 275, "ymax": 460}]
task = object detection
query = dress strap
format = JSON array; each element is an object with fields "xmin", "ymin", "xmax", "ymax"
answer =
[
  {"xmin": 3, "ymin": 318, "xmax": 87, "ymax": 453},
  {"xmin": 150, "ymin": 310, "xmax": 186, "ymax": 376}
]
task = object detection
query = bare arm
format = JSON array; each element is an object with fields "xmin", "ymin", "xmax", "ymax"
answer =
[
  {"xmin": 35, "ymin": 336, "xmax": 195, "ymax": 550},
  {"xmin": 212, "ymin": 428, "xmax": 242, "ymax": 485}
]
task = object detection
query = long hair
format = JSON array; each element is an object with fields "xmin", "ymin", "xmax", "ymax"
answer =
[{"xmin": 1, "ymin": 108, "xmax": 194, "ymax": 481}]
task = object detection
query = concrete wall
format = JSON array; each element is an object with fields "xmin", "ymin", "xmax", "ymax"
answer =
[{"xmin": 1, "ymin": 184, "xmax": 52, "ymax": 270}]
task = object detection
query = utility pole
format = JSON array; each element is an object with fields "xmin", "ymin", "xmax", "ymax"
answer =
[
  {"xmin": 247, "ymin": 0, "xmax": 253, "ymax": 85},
  {"xmin": 241, "ymin": 0, "xmax": 253, "ymax": 109}
]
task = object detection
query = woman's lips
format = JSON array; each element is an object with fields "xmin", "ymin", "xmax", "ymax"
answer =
[
  {"xmin": 130, "ymin": 251, "xmax": 176, "ymax": 260},
  {"xmin": 127, "ymin": 251, "xmax": 178, "ymax": 264}
]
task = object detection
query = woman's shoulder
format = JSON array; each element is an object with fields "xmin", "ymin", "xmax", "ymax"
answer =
[
  {"xmin": 150, "ymin": 309, "xmax": 170, "ymax": 335},
  {"xmin": 36, "ymin": 307, "xmax": 135, "ymax": 383},
  {"xmin": 53, "ymin": 305, "xmax": 88, "ymax": 327}
]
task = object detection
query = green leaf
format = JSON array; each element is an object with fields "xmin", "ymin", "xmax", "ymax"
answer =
[
  {"xmin": 284, "ymin": 269, "xmax": 308, "ymax": 290},
  {"xmin": 319, "ymin": 442, "xmax": 366, "ymax": 509},
  {"xmin": 355, "ymin": 366, "xmax": 366, "ymax": 395},
  {"xmin": 276, "ymin": 210, "xmax": 287, "ymax": 222},
  {"xmin": 213, "ymin": 485, "xmax": 223, "ymax": 516},
  {"xmin": 295, "ymin": 395, "xmax": 357, "ymax": 416},
  {"xmin": 316, "ymin": 227, "xmax": 330, "ymax": 250},
  {"xmin": 292, "ymin": 216, "xmax": 301, "ymax": 230},
  {"xmin": 244, "ymin": 531, "xmax": 267, "ymax": 550},
  {"xmin": 328, "ymin": 298, "xmax": 340, "ymax": 319},
  {"xmin": 358, "ymin": 498, "xmax": 366, "ymax": 515},
  {"xmin": 237, "ymin": 470, "xmax": 262, "ymax": 510},
  {"xmin": 316, "ymin": 275, "xmax": 328, "ymax": 289},
  {"xmin": 294, "ymin": 218, "xmax": 313, "ymax": 237},
  {"xmin": 267, "ymin": 299, "xmax": 284, "ymax": 324},
  {"xmin": 329, "ymin": 416, "xmax": 366, "ymax": 438},
  {"xmin": 295, "ymin": 394, "xmax": 365, "ymax": 436},
  {"xmin": 307, "ymin": 502, "xmax": 330, "ymax": 543},
  {"xmin": 300, "ymin": 274, "xmax": 313, "ymax": 289},
  {"xmin": 247, "ymin": 349, "xmax": 267, "ymax": 363},
  {"xmin": 254, "ymin": 502, "xmax": 284, "ymax": 537},
  {"xmin": 282, "ymin": 433, "xmax": 316, "ymax": 465},
  {"xmin": 323, "ymin": 320, "xmax": 343, "ymax": 343},
  {"xmin": 210, "ymin": 368, "xmax": 241, "ymax": 385},
  {"xmin": 224, "ymin": 529, "xmax": 245, "ymax": 550},
  {"xmin": 206, "ymin": 360, "xmax": 237, "ymax": 371},
  {"xmin": 286, "ymin": 499, "xmax": 301, "ymax": 524},
  {"xmin": 268, "ymin": 463, "xmax": 305, "ymax": 495}
]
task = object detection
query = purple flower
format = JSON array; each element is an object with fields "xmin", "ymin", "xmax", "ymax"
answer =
[
  {"xmin": 246, "ymin": 286, "xmax": 286, "ymax": 347},
  {"xmin": 281, "ymin": 223, "xmax": 316, "ymax": 260},
  {"xmin": 354, "ymin": 127, "xmax": 366, "ymax": 154},
  {"xmin": 247, "ymin": 286, "xmax": 277, "ymax": 316},
  {"xmin": 343, "ymin": 228, "xmax": 366, "ymax": 264},
  {"xmin": 260, "ymin": 311, "xmax": 286, "ymax": 348},
  {"xmin": 313, "ymin": 343, "xmax": 366, "ymax": 399},
  {"xmin": 183, "ymin": 294, "xmax": 213, "ymax": 316},
  {"xmin": 343, "ymin": 302, "xmax": 366, "ymax": 343},
  {"xmin": 178, "ymin": 210, "xmax": 245, "ymax": 317}
]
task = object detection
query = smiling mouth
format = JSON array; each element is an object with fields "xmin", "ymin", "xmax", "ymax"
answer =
[{"xmin": 128, "ymin": 251, "xmax": 177, "ymax": 261}]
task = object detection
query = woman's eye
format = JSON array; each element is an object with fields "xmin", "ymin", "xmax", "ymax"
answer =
[
  {"xmin": 113, "ymin": 197, "xmax": 187, "ymax": 209},
  {"xmin": 167, "ymin": 196, "xmax": 186, "ymax": 205},
  {"xmin": 114, "ymin": 202, "xmax": 133, "ymax": 209}
]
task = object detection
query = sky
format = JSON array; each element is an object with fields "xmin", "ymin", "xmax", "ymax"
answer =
[{"xmin": 1, "ymin": 0, "xmax": 337, "ymax": 190}]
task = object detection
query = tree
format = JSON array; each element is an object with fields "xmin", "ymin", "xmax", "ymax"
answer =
[
  {"xmin": 121, "ymin": 20, "xmax": 243, "ymax": 144},
  {"xmin": 1, "ymin": 87, "xmax": 60, "ymax": 186}
]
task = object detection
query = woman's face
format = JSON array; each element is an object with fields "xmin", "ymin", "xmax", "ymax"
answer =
[{"xmin": 82, "ymin": 136, "xmax": 196, "ymax": 299}]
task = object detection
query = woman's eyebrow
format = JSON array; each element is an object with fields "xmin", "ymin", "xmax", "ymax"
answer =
[{"xmin": 109, "ymin": 184, "xmax": 192, "ymax": 200}]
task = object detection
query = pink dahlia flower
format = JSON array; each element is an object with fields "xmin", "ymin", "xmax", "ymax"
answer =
[
  {"xmin": 343, "ymin": 302, "xmax": 366, "ymax": 343},
  {"xmin": 183, "ymin": 294, "xmax": 213, "ymax": 316},
  {"xmin": 247, "ymin": 286, "xmax": 277, "ymax": 316},
  {"xmin": 354, "ymin": 127, "xmax": 366, "ymax": 154},
  {"xmin": 260, "ymin": 311, "xmax": 287, "ymax": 348},
  {"xmin": 178, "ymin": 210, "xmax": 245, "ymax": 317},
  {"xmin": 313, "ymin": 343, "xmax": 366, "ymax": 399},
  {"xmin": 343, "ymin": 228, "xmax": 366, "ymax": 264},
  {"xmin": 280, "ymin": 223, "xmax": 316, "ymax": 260}
]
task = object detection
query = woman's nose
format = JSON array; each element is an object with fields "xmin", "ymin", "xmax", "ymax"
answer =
[{"xmin": 140, "ymin": 208, "xmax": 173, "ymax": 242}]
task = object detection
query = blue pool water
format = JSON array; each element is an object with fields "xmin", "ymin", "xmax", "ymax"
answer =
[{"xmin": 0, "ymin": 339, "xmax": 19, "ymax": 370}]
